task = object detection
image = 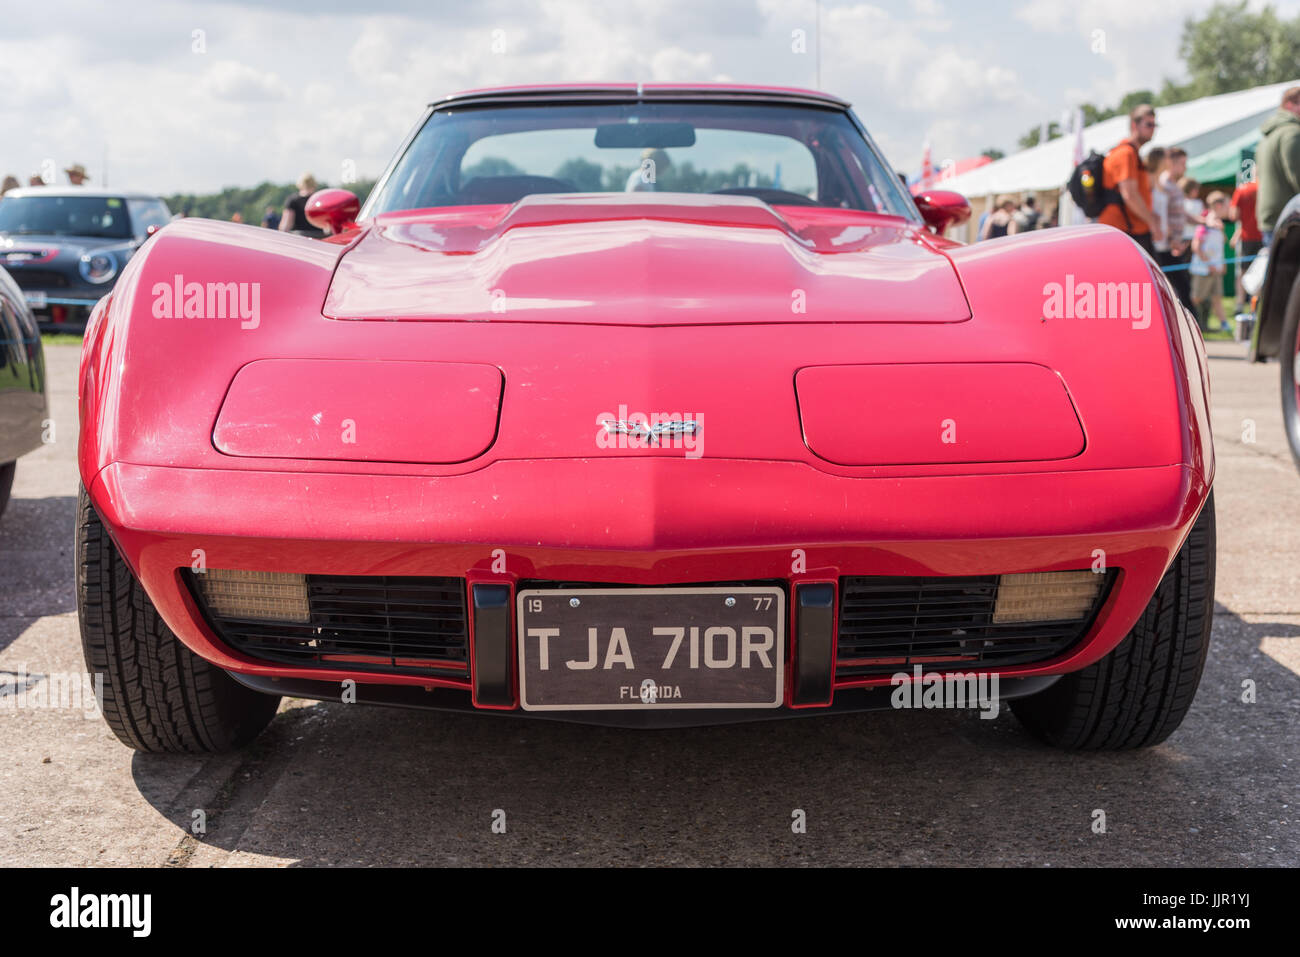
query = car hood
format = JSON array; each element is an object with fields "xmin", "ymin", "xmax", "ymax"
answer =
[{"xmin": 323, "ymin": 194, "xmax": 971, "ymax": 324}]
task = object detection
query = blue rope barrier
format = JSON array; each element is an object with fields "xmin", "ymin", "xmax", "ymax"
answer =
[{"xmin": 1158, "ymin": 253, "xmax": 1259, "ymax": 273}]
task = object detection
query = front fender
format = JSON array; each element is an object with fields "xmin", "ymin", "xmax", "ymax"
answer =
[
  {"xmin": 947, "ymin": 225, "xmax": 1213, "ymax": 491},
  {"xmin": 76, "ymin": 219, "xmax": 345, "ymax": 491}
]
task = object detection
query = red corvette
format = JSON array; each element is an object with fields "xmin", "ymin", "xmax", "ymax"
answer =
[{"xmin": 77, "ymin": 84, "xmax": 1215, "ymax": 752}]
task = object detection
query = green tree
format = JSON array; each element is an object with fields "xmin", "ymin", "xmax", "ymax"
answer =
[
  {"xmin": 1010, "ymin": 2, "xmax": 1300, "ymax": 154},
  {"xmin": 1179, "ymin": 1, "xmax": 1300, "ymax": 96},
  {"xmin": 461, "ymin": 157, "xmax": 523, "ymax": 180},
  {"xmin": 980, "ymin": 148, "xmax": 1005, "ymax": 161},
  {"xmin": 1116, "ymin": 90, "xmax": 1158, "ymax": 115},
  {"xmin": 165, "ymin": 179, "xmax": 374, "ymax": 227},
  {"xmin": 1017, "ymin": 122, "xmax": 1062, "ymax": 150},
  {"xmin": 553, "ymin": 158, "xmax": 604, "ymax": 191}
]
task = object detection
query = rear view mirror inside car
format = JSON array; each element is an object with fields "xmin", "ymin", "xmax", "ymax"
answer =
[{"xmin": 594, "ymin": 122, "xmax": 696, "ymax": 148}]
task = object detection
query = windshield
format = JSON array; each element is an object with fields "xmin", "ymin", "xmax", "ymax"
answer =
[
  {"xmin": 0, "ymin": 195, "xmax": 134, "ymax": 239},
  {"xmin": 367, "ymin": 101, "xmax": 917, "ymax": 218}
]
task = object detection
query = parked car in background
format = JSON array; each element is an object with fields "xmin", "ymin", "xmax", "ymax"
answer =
[
  {"xmin": 0, "ymin": 265, "xmax": 48, "ymax": 517},
  {"xmin": 1247, "ymin": 193, "xmax": 1300, "ymax": 471},
  {"xmin": 0, "ymin": 187, "xmax": 170, "ymax": 332}
]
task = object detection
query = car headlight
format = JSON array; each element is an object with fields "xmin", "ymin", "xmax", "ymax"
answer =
[{"xmin": 79, "ymin": 251, "xmax": 118, "ymax": 284}]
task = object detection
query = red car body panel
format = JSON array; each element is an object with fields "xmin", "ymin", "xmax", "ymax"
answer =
[
  {"xmin": 324, "ymin": 198, "xmax": 972, "ymax": 325},
  {"xmin": 213, "ymin": 359, "xmax": 503, "ymax": 463},
  {"xmin": 796, "ymin": 362, "xmax": 1085, "ymax": 465},
  {"xmin": 77, "ymin": 86, "xmax": 1215, "ymax": 717}
]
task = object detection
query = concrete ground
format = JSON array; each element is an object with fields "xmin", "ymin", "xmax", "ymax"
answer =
[{"xmin": 1, "ymin": 342, "xmax": 1296, "ymax": 866}]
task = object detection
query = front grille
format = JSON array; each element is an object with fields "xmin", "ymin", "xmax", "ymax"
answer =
[
  {"xmin": 191, "ymin": 574, "xmax": 469, "ymax": 678},
  {"xmin": 9, "ymin": 269, "xmax": 69, "ymax": 289},
  {"xmin": 836, "ymin": 574, "xmax": 1110, "ymax": 679}
]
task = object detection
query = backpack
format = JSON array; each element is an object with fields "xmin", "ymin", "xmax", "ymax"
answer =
[
  {"xmin": 1014, "ymin": 208, "xmax": 1040, "ymax": 232},
  {"xmin": 1067, "ymin": 145, "xmax": 1136, "ymax": 228}
]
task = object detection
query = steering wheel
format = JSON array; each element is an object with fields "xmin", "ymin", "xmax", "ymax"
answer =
[{"xmin": 710, "ymin": 187, "xmax": 820, "ymax": 206}]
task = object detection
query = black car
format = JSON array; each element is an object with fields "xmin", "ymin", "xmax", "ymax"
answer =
[
  {"xmin": 0, "ymin": 187, "xmax": 171, "ymax": 332},
  {"xmin": 0, "ymin": 265, "xmax": 47, "ymax": 517},
  {"xmin": 1248, "ymin": 193, "xmax": 1300, "ymax": 471}
]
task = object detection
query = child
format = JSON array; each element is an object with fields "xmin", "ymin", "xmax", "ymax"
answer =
[{"xmin": 1190, "ymin": 192, "xmax": 1229, "ymax": 332}]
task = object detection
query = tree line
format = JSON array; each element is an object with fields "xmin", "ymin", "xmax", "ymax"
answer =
[
  {"xmin": 1003, "ymin": 1, "xmax": 1300, "ymax": 153},
  {"xmin": 165, "ymin": 180, "xmax": 376, "ymax": 224}
]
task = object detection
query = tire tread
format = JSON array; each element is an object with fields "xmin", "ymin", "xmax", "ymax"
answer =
[
  {"xmin": 76, "ymin": 485, "xmax": 279, "ymax": 753},
  {"xmin": 1012, "ymin": 492, "xmax": 1215, "ymax": 750}
]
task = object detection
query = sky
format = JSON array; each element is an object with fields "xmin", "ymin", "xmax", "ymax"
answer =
[{"xmin": 3, "ymin": 0, "xmax": 1297, "ymax": 194}]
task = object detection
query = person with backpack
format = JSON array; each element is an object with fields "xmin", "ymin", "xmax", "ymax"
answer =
[
  {"xmin": 1069, "ymin": 104, "xmax": 1163, "ymax": 254},
  {"xmin": 1100, "ymin": 104, "xmax": 1162, "ymax": 253}
]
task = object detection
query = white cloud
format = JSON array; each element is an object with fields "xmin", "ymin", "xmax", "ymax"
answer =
[
  {"xmin": 1014, "ymin": 0, "xmax": 1208, "ymax": 32},
  {"xmin": 648, "ymin": 47, "xmax": 717, "ymax": 82},
  {"xmin": 5, "ymin": 0, "xmax": 1278, "ymax": 194},
  {"xmin": 824, "ymin": 4, "xmax": 1029, "ymax": 111},
  {"xmin": 202, "ymin": 60, "xmax": 289, "ymax": 102}
]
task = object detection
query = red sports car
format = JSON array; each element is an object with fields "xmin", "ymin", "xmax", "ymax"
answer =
[{"xmin": 76, "ymin": 84, "xmax": 1215, "ymax": 752}]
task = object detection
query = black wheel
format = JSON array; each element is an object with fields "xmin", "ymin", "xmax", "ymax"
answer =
[
  {"xmin": 0, "ymin": 461, "xmax": 14, "ymax": 519},
  {"xmin": 76, "ymin": 484, "xmax": 280, "ymax": 753},
  {"xmin": 1280, "ymin": 272, "xmax": 1300, "ymax": 472},
  {"xmin": 1012, "ymin": 492, "xmax": 1216, "ymax": 750}
]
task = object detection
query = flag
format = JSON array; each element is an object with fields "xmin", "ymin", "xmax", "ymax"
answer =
[{"xmin": 1070, "ymin": 107, "xmax": 1085, "ymax": 167}]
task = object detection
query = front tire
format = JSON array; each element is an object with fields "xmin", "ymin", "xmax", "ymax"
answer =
[
  {"xmin": 0, "ymin": 461, "xmax": 14, "ymax": 519},
  {"xmin": 1012, "ymin": 492, "xmax": 1216, "ymax": 750},
  {"xmin": 76, "ymin": 485, "xmax": 280, "ymax": 753},
  {"xmin": 1280, "ymin": 272, "xmax": 1300, "ymax": 472}
]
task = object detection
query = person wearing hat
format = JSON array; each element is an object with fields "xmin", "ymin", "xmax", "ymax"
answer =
[
  {"xmin": 28, "ymin": 174, "xmax": 44, "ymax": 186},
  {"xmin": 65, "ymin": 163, "xmax": 89, "ymax": 185}
]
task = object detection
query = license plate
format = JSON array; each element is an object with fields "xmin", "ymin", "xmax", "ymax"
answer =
[
  {"xmin": 25, "ymin": 291, "xmax": 47, "ymax": 308},
  {"xmin": 517, "ymin": 586, "xmax": 785, "ymax": 710}
]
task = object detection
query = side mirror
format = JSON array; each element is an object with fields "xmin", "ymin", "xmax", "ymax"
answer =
[
  {"xmin": 913, "ymin": 190, "xmax": 971, "ymax": 234},
  {"xmin": 305, "ymin": 188, "xmax": 360, "ymax": 235}
]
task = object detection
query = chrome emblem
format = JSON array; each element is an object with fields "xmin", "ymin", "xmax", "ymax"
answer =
[{"xmin": 600, "ymin": 419, "xmax": 700, "ymax": 444}]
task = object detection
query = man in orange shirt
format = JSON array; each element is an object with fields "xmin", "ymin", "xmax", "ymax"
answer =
[{"xmin": 1098, "ymin": 104, "xmax": 1163, "ymax": 256}]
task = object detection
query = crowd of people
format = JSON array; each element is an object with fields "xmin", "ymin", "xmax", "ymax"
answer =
[
  {"xmin": 968, "ymin": 86, "xmax": 1300, "ymax": 336},
  {"xmin": 0, "ymin": 162, "xmax": 92, "ymax": 194},
  {"xmin": 977, "ymin": 195, "xmax": 1058, "ymax": 239},
  {"xmin": 1083, "ymin": 87, "xmax": 1300, "ymax": 332}
]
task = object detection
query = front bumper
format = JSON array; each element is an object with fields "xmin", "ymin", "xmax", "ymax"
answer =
[
  {"xmin": 26, "ymin": 294, "xmax": 101, "ymax": 331},
  {"xmin": 87, "ymin": 456, "xmax": 1207, "ymax": 716}
]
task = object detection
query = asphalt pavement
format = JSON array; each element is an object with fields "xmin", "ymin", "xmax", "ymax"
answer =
[{"xmin": 1, "ymin": 341, "xmax": 1297, "ymax": 866}]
